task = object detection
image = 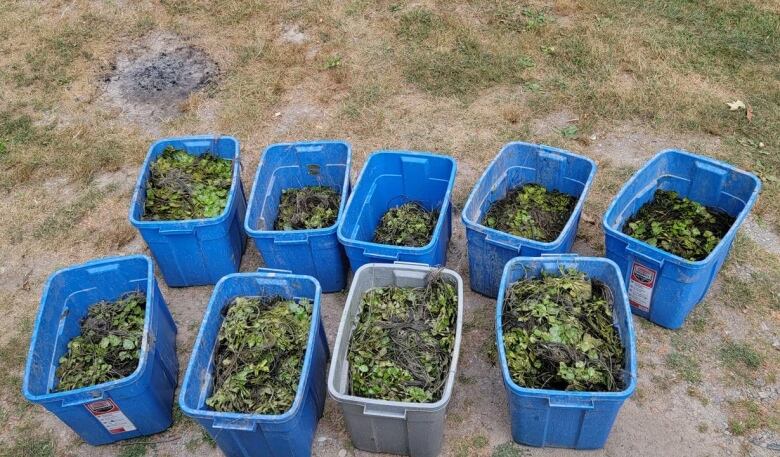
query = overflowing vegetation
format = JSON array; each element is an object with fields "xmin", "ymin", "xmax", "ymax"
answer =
[
  {"xmin": 373, "ymin": 202, "xmax": 438, "ymax": 247},
  {"xmin": 55, "ymin": 293, "xmax": 146, "ymax": 392},
  {"xmin": 347, "ymin": 272, "xmax": 458, "ymax": 403},
  {"xmin": 623, "ymin": 190, "xmax": 735, "ymax": 261},
  {"xmin": 483, "ymin": 184, "xmax": 576, "ymax": 242},
  {"xmin": 273, "ymin": 186, "xmax": 340, "ymax": 230},
  {"xmin": 206, "ymin": 296, "xmax": 311, "ymax": 414},
  {"xmin": 143, "ymin": 146, "xmax": 233, "ymax": 221},
  {"xmin": 502, "ymin": 269, "xmax": 626, "ymax": 392}
]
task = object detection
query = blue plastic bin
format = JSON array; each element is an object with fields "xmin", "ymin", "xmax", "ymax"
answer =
[
  {"xmin": 603, "ymin": 150, "xmax": 761, "ymax": 329},
  {"xmin": 462, "ymin": 142, "xmax": 597, "ymax": 298},
  {"xmin": 23, "ymin": 255, "xmax": 178, "ymax": 446},
  {"xmin": 129, "ymin": 135, "xmax": 247, "ymax": 287},
  {"xmin": 179, "ymin": 269, "xmax": 329, "ymax": 457},
  {"xmin": 337, "ymin": 151, "xmax": 457, "ymax": 271},
  {"xmin": 244, "ymin": 141, "xmax": 351, "ymax": 293},
  {"xmin": 496, "ymin": 255, "xmax": 637, "ymax": 449}
]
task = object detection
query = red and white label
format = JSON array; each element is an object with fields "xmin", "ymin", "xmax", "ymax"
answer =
[
  {"xmin": 628, "ymin": 262, "xmax": 656, "ymax": 312},
  {"xmin": 85, "ymin": 399, "xmax": 137, "ymax": 434}
]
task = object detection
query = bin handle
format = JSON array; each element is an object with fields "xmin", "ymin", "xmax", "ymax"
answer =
[
  {"xmin": 86, "ymin": 263, "xmax": 119, "ymax": 275},
  {"xmin": 211, "ymin": 417, "xmax": 258, "ymax": 431},
  {"xmin": 393, "ymin": 261, "xmax": 429, "ymax": 267},
  {"xmin": 540, "ymin": 253, "xmax": 578, "ymax": 259},
  {"xmin": 484, "ymin": 233, "xmax": 522, "ymax": 252},
  {"xmin": 159, "ymin": 227, "xmax": 195, "ymax": 235},
  {"xmin": 626, "ymin": 246, "xmax": 664, "ymax": 270},
  {"xmin": 548, "ymin": 396, "xmax": 595, "ymax": 410},
  {"xmin": 61, "ymin": 391, "xmax": 106, "ymax": 407},
  {"xmin": 273, "ymin": 233, "xmax": 309, "ymax": 244},
  {"xmin": 362, "ymin": 403, "xmax": 407, "ymax": 419},
  {"xmin": 295, "ymin": 144, "xmax": 325, "ymax": 153},
  {"xmin": 257, "ymin": 267, "xmax": 292, "ymax": 274},
  {"xmin": 362, "ymin": 249, "xmax": 400, "ymax": 261}
]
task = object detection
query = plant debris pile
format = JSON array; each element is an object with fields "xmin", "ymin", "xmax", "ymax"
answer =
[
  {"xmin": 347, "ymin": 272, "xmax": 457, "ymax": 403},
  {"xmin": 373, "ymin": 202, "xmax": 438, "ymax": 247},
  {"xmin": 623, "ymin": 189, "xmax": 735, "ymax": 261},
  {"xmin": 207, "ymin": 296, "xmax": 312, "ymax": 415},
  {"xmin": 55, "ymin": 293, "xmax": 146, "ymax": 392},
  {"xmin": 143, "ymin": 146, "xmax": 232, "ymax": 221},
  {"xmin": 273, "ymin": 186, "xmax": 341, "ymax": 230},
  {"xmin": 483, "ymin": 184, "xmax": 576, "ymax": 242},
  {"xmin": 502, "ymin": 269, "xmax": 625, "ymax": 392}
]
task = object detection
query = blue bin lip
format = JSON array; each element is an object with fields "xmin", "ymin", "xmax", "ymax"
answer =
[
  {"xmin": 337, "ymin": 150, "xmax": 457, "ymax": 253},
  {"xmin": 495, "ymin": 256, "xmax": 638, "ymax": 400},
  {"xmin": 22, "ymin": 255, "xmax": 157, "ymax": 403},
  {"xmin": 128, "ymin": 135, "xmax": 242, "ymax": 228},
  {"xmin": 244, "ymin": 140, "xmax": 352, "ymax": 238},
  {"xmin": 461, "ymin": 141, "xmax": 597, "ymax": 250},
  {"xmin": 602, "ymin": 149, "xmax": 763, "ymax": 267},
  {"xmin": 178, "ymin": 271, "xmax": 323, "ymax": 425}
]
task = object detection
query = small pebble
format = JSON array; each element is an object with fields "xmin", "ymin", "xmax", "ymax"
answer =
[{"xmin": 338, "ymin": 450, "xmax": 347, "ymax": 457}]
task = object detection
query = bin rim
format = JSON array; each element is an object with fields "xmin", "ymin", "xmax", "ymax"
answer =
[
  {"xmin": 23, "ymin": 255, "xmax": 157, "ymax": 403},
  {"xmin": 602, "ymin": 149, "xmax": 762, "ymax": 268},
  {"xmin": 327, "ymin": 262, "xmax": 464, "ymax": 412},
  {"xmin": 495, "ymin": 256, "xmax": 638, "ymax": 401},
  {"xmin": 128, "ymin": 134, "xmax": 242, "ymax": 228},
  {"xmin": 244, "ymin": 139, "xmax": 352, "ymax": 238},
  {"xmin": 461, "ymin": 141, "xmax": 597, "ymax": 251},
  {"xmin": 336, "ymin": 150, "xmax": 457, "ymax": 254},
  {"xmin": 178, "ymin": 271, "xmax": 323, "ymax": 425}
]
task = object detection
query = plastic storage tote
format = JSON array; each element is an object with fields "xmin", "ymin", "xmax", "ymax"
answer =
[
  {"xmin": 244, "ymin": 141, "xmax": 351, "ymax": 293},
  {"xmin": 496, "ymin": 255, "xmax": 637, "ymax": 449},
  {"xmin": 603, "ymin": 150, "xmax": 761, "ymax": 329},
  {"xmin": 23, "ymin": 255, "xmax": 179, "ymax": 446},
  {"xmin": 129, "ymin": 135, "xmax": 247, "ymax": 287},
  {"xmin": 328, "ymin": 262, "xmax": 464, "ymax": 457},
  {"xmin": 179, "ymin": 269, "xmax": 329, "ymax": 457},
  {"xmin": 337, "ymin": 151, "xmax": 457, "ymax": 271},
  {"xmin": 462, "ymin": 142, "xmax": 597, "ymax": 298}
]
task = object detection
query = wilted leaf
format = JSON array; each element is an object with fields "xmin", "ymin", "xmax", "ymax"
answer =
[
  {"xmin": 727, "ymin": 100, "xmax": 746, "ymax": 111},
  {"xmin": 560, "ymin": 125, "xmax": 578, "ymax": 138},
  {"xmin": 746, "ymin": 105, "xmax": 754, "ymax": 122}
]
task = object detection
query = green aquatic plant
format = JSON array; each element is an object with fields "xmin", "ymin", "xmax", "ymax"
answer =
[
  {"xmin": 55, "ymin": 293, "xmax": 146, "ymax": 392},
  {"xmin": 483, "ymin": 184, "xmax": 576, "ymax": 242},
  {"xmin": 347, "ymin": 272, "xmax": 457, "ymax": 403},
  {"xmin": 502, "ymin": 269, "xmax": 625, "ymax": 392},
  {"xmin": 143, "ymin": 146, "xmax": 232, "ymax": 221},
  {"xmin": 206, "ymin": 296, "xmax": 311, "ymax": 415},
  {"xmin": 623, "ymin": 189, "xmax": 734, "ymax": 261},
  {"xmin": 273, "ymin": 186, "xmax": 340, "ymax": 230},
  {"xmin": 373, "ymin": 202, "xmax": 438, "ymax": 247}
]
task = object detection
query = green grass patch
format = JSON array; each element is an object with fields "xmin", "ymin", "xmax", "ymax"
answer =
[
  {"xmin": 0, "ymin": 425, "xmax": 55, "ymax": 457},
  {"xmin": 666, "ymin": 352, "xmax": 701, "ymax": 384},
  {"xmin": 719, "ymin": 341, "xmax": 763, "ymax": 372},
  {"xmin": 33, "ymin": 187, "xmax": 106, "ymax": 240},
  {"xmin": 396, "ymin": 9, "xmax": 533, "ymax": 98},
  {"xmin": 117, "ymin": 443, "xmax": 148, "ymax": 457}
]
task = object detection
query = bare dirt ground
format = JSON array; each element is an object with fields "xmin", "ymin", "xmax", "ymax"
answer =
[{"xmin": 1, "ymin": 1, "xmax": 778, "ymax": 457}]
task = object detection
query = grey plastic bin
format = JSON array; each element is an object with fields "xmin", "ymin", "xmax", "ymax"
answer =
[{"xmin": 327, "ymin": 262, "xmax": 464, "ymax": 457}]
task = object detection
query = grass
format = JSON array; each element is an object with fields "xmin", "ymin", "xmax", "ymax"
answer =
[
  {"xmin": 455, "ymin": 434, "xmax": 489, "ymax": 457},
  {"xmin": 117, "ymin": 443, "xmax": 147, "ymax": 457},
  {"xmin": 492, "ymin": 441, "xmax": 530, "ymax": 457},
  {"xmin": 0, "ymin": 425, "xmax": 55, "ymax": 457},
  {"xmin": 727, "ymin": 399, "xmax": 780, "ymax": 436}
]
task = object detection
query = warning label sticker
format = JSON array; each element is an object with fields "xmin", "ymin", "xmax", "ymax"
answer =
[
  {"xmin": 85, "ymin": 399, "xmax": 137, "ymax": 434},
  {"xmin": 628, "ymin": 262, "xmax": 656, "ymax": 312}
]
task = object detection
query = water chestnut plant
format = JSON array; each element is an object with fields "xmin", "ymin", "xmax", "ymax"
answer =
[
  {"xmin": 206, "ymin": 296, "xmax": 311, "ymax": 415},
  {"xmin": 347, "ymin": 272, "xmax": 457, "ymax": 403},
  {"xmin": 55, "ymin": 292, "xmax": 146, "ymax": 392},
  {"xmin": 623, "ymin": 189, "xmax": 734, "ymax": 261},
  {"xmin": 143, "ymin": 146, "xmax": 233, "ymax": 221},
  {"xmin": 483, "ymin": 183, "xmax": 576, "ymax": 242},
  {"xmin": 502, "ymin": 269, "xmax": 626, "ymax": 392},
  {"xmin": 373, "ymin": 201, "xmax": 438, "ymax": 247},
  {"xmin": 273, "ymin": 186, "xmax": 340, "ymax": 230}
]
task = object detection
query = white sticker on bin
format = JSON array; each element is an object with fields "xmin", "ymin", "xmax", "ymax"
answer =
[
  {"xmin": 85, "ymin": 398, "xmax": 137, "ymax": 434},
  {"xmin": 628, "ymin": 262, "xmax": 656, "ymax": 312}
]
